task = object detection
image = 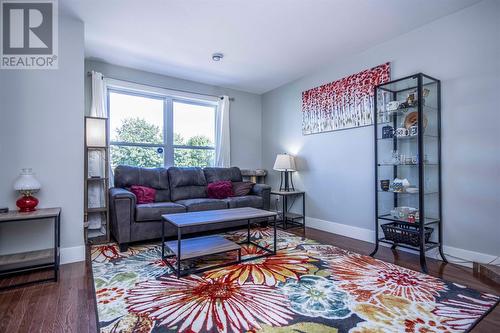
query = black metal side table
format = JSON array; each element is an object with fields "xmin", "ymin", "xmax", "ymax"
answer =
[
  {"xmin": 270, "ymin": 190, "xmax": 305, "ymax": 230},
  {"xmin": 0, "ymin": 207, "xmax": 61, "ymax": 290}
]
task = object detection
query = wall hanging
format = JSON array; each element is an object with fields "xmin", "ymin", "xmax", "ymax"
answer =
[{"xmin": 302, "ymin": 62, "xmax": 390, "ymax": 135}]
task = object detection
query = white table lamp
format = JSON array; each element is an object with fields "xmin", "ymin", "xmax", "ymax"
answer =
[{"xmin": 273, "ymin": 153, "xmax": 296, "ymax": 191}]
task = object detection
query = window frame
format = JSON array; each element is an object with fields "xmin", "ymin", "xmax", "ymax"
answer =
[{"xmin": 107, "ymin": 84, "xmax": 217, "ymax": 168}]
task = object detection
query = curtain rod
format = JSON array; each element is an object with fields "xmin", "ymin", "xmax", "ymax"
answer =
[{"xmin": 86, "ymin": 71, "xmax": 234, "ymax": 101}]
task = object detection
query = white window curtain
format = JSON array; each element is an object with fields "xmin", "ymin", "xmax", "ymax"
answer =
[
  {"xmin": 89, "ymin": 71, "xmax": 111, "ymax": 185},
  {"xmin": 90, "ymin": 71, "xmax": 106, "ymax": 117},
  {"xmin": 215, "ymin": 96, "xmax": 231, "ymax": 167},
  {"xmin": 88, "ymin": 71, "xmax": 109, "ymax": 230}
]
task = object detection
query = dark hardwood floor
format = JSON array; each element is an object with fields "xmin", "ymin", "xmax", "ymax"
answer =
[
  {"xmin": 0, "ymin": 227, "xmax": 498, "ymax": 332},
  {"xmin": 0, "ymin": 256, "xmax": 97, "ymax": 333}
]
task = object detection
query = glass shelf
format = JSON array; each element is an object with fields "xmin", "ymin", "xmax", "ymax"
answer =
[
  {"xmin": 377, "ymin": 134, "xmax": 438, "ymax": 141},
  {"xmin": 378, "ymin": 214, "xmax": 440, "ymax": 225},
  {"xmin": 377, "ymin": 190, "xmax": 438, "ymax": 195},
  {"xmin": 377, "ymin": 163, "xmax": 438, "ymax": 167},
  {"xmin": 377, "ymin": 105, "xmax": 438, "ymax": 119},
  {"xmin": 379, "ymin": 238, "xmax": 440, "ymax": 252}
]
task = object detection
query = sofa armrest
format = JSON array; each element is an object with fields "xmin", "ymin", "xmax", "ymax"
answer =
[
  {"xmin": 109, "ymin": 187, "xmax": 136, "ymax": 245},
  {"xmin": 110, "ymin": 187, "xmax": 136, "ymax": 201},
  {"xmin": 251, "ymin": 184, "xmax": 272, "ymax": 210}
]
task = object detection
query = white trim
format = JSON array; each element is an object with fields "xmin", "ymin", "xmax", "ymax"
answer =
[
  {"xmin": 104, "ymin": 78, "xmax": 219, "ymax": 104},
  {"xmin": 307, "ymin": 217, "xmax": 374, "ymax": 243},
  {"xmin": 306, "ymin": 217, "xmax": 497, "ymax": 268},
  {"xmin": 60, "ymin": 245, "xmax": 85, "ymax": 264},
  {"xmin": 431, "ymin": 245, "xmax": 498, "ymax": 268}
]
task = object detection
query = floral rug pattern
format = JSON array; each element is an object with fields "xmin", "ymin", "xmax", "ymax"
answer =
[{"xmin": 91, "ymin": 228, "xmax": 499, "ymax": 333}]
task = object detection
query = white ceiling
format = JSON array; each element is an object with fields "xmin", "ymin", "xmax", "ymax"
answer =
[{"xmin": 62, "ymin": 0, "xmax": 480, "ymax": 94}]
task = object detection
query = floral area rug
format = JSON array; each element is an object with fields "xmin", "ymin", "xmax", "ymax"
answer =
[{"xmin": 91, "ymin": 228, "xmax": 499, "ymax": 333}]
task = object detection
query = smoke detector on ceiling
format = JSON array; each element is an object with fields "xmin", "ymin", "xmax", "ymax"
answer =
[{"xmin": 212, "ymin": 53, "xmax": 224, "ymax": 62}]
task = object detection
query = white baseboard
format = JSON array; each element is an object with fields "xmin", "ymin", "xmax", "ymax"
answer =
[
  {"xmin": 306, "ymin": 217, "xmax": 497, "ymax": 268},
  {"xmin": 61, "ymin": 245, "xmax": 85, "ymax": 264},
  {"xmin": 307, "ymin": 217, "xmax": 374, "ymax": 243},
  {"xmin": 430, "ymin": 245, "xmax": 498, "ymax": 268}
]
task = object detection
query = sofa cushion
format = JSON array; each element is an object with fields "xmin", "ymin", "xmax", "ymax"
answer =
[
  {"xmin": 207, "ymin": 181, "xmax": 234, "ymax": 199},
  {"xmin": 168, "ymin": 167, "xmax": 207, "ymax": 201},
  {"xmin": 203, "ymin": 167, "xmax": 243, "ymax": 183},
  {"xmin": 223, "ymin": 195, "xmax": 263, "ymax": 209},
  {"xmin": 130, "ymin": 185, "xmax": 156, "ymax": 204},
  {"xmin": 231, "ymin": 181, "xmax": 254, "ymax": 196},
  {"xmin": 135, "ymin": 202, "xmax": 186, "ymax": 222},
  {"xmin": 175, "ymin": 198, "xmax": 228, "ymax": 212},
  {"xmin": 114, "ymin": 165, "xmax": 170, "ymax": 202}
]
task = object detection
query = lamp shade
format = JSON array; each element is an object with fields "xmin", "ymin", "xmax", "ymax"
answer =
[
  {"xmin": 86, "ymin": 117, "xmax": 107, "ymax": 147},
  {"xmin": 273, "ymin": 153, "xmax": 296, "ymax": 171},
  {"xmin": 14, "ymin": 168, "xmax": 41, "ymax": 192}
]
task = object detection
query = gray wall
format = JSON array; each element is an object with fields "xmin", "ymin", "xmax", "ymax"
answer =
[
  {"xmin": 0, "ymin": 16, "xmax": 85, "ymax": 257},
  {"xmin": 262, "ymin": 0, "xmax": 500, "ymax": 256},
  {"xmin": 85, "ymin": 60, "xmax": 263, "ymax": 169},
  {"xmin": 0, "ymin": 0, "xmax": 497, "ymax": 261}
]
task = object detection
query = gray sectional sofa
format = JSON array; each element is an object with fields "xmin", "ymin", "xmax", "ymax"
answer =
[{"xmin": 109, "ymin": 166, "xmax": 271, "ymax": 251}]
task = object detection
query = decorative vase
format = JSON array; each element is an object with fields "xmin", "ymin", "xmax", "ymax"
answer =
[{"xmin": 16, "ymin": 194, "xmax": 39, "ymax": 212}]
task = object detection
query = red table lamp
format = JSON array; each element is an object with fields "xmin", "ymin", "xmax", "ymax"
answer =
[{"xmin": 14, "ymin": 168, "xmax": 41, "ymax": 212}]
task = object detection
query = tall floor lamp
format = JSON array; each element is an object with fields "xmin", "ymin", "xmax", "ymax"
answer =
[{"xmin": 274, "ymin": 153, "xmax": 296, "ymax": 191}]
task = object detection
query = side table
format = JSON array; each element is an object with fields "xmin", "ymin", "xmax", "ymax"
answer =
[
  {"xmin": 0, "ymin": 208, "xmax": 61, "ymax": 290},
  {"xmin": 270, "ymin": 190, "xmax": 305, "ymax": 230}
]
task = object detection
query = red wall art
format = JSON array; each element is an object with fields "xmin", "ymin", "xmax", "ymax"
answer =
[{"xmin": 302, "ymin": 63, "xmax": 390, "ymax": 135}]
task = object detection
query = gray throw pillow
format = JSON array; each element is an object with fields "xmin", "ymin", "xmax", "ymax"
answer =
[{"xmin": 231, "ymin": 181, "xmax": 254, "ymax": 196}]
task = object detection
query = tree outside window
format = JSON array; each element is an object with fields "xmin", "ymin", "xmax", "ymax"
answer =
[{"xmin": 111, "ymin": 117, "xmax": 214, "ymax": 168}]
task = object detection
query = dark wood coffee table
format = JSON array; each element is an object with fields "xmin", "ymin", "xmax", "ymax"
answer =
[{"xmin": 161, "ymin": 207, "xmax": 277, "ymax": 278}]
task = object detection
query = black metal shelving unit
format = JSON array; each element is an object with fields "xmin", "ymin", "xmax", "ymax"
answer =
[{"xmin": 370, "ymin": 73, "xmax": 447, "ymax": 273}]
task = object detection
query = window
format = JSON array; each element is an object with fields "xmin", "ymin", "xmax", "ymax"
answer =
[
  {"xmin": 108, "ymin": 86, "xmax": 217, "ymax": 169},
  {"xmin": 109, "ymin": 91, "xmax": 165, "ymax": 168},
  {"xmin": 173, "ymin": 101, "xmax": 215, "ymax": 167}
]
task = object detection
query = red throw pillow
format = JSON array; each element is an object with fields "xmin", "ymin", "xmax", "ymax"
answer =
[
  {"xmin": 231, "ymin": 181, "xmax": 254, "ymax": 196},
  {"xmin": 207, "ymin": 181, "xmax": 234, "ymax": 199},
  {"xmin": 130, "ymin": 185, "xmax": 156, "ymax": 204}
]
